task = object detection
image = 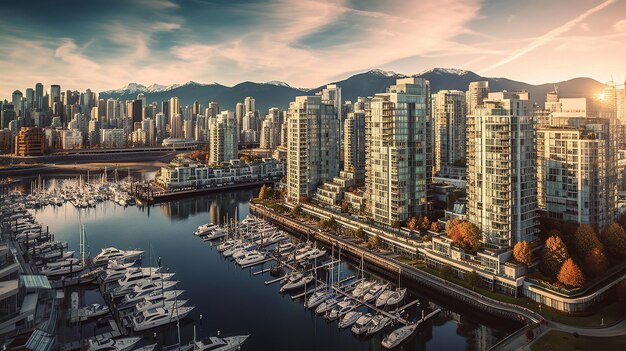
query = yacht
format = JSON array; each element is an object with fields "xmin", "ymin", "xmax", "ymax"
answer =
[
  {"xmin": 114, "ymin": 268, "xmax": 169, "ymax": 288},
  {"xmin": 41, "ymin": 249, "xmax": 74, "ymax": 261},
  {"xmin": 193, "ymin": 335, "xmax": 250, "ymax": 351},
  {"xmin": 363, "ymin": 282, "xmax": 389, "ymax": 303},
  {"xmin": 325, "ymin": 299, "xmax": 356, "ymax": 321},
  {"xmin": 41, "ymin": 261, "xmax": 83, "ymax": 277},
  {"xmin": 235, "ymin": 251, "xmax": 267, "ymax": 267},
  {"xmin": 352, "ymin": 280, "xmax": 376, "ymax": 299},
  {"xmin": 381, "ymin": 323, "xmax": 417, "ymax": 349},
  {"xmin": 93, "ymin": 247, "xmax": 143, "ymax": 266},
  {"xmin": 280, "ymin": 274, "xmax": 314, "ymax": 293},
  {"xmin": 339, "ymin": 310, "xmax": 362, "ymax": 329},
  {"xmin": 231, "ymin": 244, "xmax": 257, "ymax": 260},
  {"xmin": 386, "ymin": 288, "xmax": 407, "ymax": 306},
  {"xmin": 119, "ymin": 280, "xmax": 179, "ymax": 305},
  {"xmin": 194, "ymin": 223, "xmax": 218, "ymax": 236},
  {"xmin": 216, "ymin": 239, "xmax": 239, "ymax": 252},
  {"xmin": 255, "ymin": 231, "xmax": 288, "ymax": 247},
  {"xmin": 376, "ymin": 289, "xmax": 394, "ymax": 308},
  {"xmin": 111, "ymin": 274, "xmax": 175, "ymax": 298},
  {"xmin": 315, "ymin": 297, "xmax": 339, "ymax": 315},
  {"xmin": 131, "ymin": 305, "xmax": 194, "ymax": 331},
  {"xmin": 117, "ymin": 289, "xmax": 184, "ymax": 311},
  {"xmin": 222, "ymin": 242, "xmax": 245, "ymax": 257},
  {"xmin": 304, "ymin": 290, "xmax": 332, "ymax": 309},
  {"xmin": 87, "ymin": 337, "xmax": 141, "ymax": 351},
  {"xmin": 102, "ymin": 266, "xmax": 154, "ymax": 285},
  {"xmin": 130, "ymin": 298, "xmax": 189, "ymax": 316},
  {"xmin": 274, "ymin": 242, "xmax": 295, "ymax": 253},
  {"xmin": 202, "ymin": 228, "xmax": 227, "ymax": 241},
  {"xmin": 366, "ymin": 314, "xmax": 392, "ymax": 335},
  {"xmin": 70, "ymin": 304, "xmax": 110, "ymax": 322},
  {"xmin": 351, "ymin": 313, "xmax": 373, "ymax": 334}
]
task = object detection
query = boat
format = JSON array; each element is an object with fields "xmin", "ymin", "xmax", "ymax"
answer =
[
  {"xmin": 202, "ymin": 228, "xmax": 227, "ymax": 241},
  {"xmin": 117, "ymin": 289, "xmax": 185, "ymax": 311},
  {"xmin": 79, "ymin": 267, "xmax": 104, "ymax": 284},
  {"xmin": 102, "ymin": 265, "xmax": 152, "ymax": 285},
  {"xmin": 222, "ymin": 243, "xmax": 245, "ymax": 257},
  {"xmin": 351, "ymin": 313, "xmax": 373, "ymax": 335},
  {"xmin": 119, "ymin": 280, "xmax": 179, "ymax": 304},
  {"xmin": 381, "ymin": 323, "xmax": 417, "ymax": 349},
  {"xmin": 216, "ymin": 240, "xmax": 238, "ymax": 252},
  {"xmin": 194, "ymin": 223, "xmax": 218, "ymax": 236},
  {"xmin": 376, "ymin": 289, "xmax": 393, "ymax": 308},
  {"xmin": 231, "ymin": 244, "xmax": 256, "ymax": 260},
  {"xmin": 386, "ymin": 288, "xmax": 407, "ymax": 306},
  {"xmin": 304, "ymin": 290, "xmax": 332, "ymax": 309},
  {"xmin": 315, "ymin": 297, "xmax": 338, "ymax": 315},
  {"xmin": 41, "ymin": 261, "xmax": 83, "ymax": 277},
  {"xmin": 325, "ymin": 299, "xmax": 356, "ymax": 321},
  {"xmin": 235, "ymin": 251, "xmax": 267, "ymax": 266},
  {"xmin": 111, "ymin": 274, "xmax": 175, "ymax": 298},
  {"xmin": 352, "ymin": 280, "xmax": 376, "ymax": 299},
  {"xmin": 131, "ymin": 306, "xmax": 194, "ymax": 331},
  {"xmin": 280, "ymin": 274, "xmax": 314, "ymax": 293},
  {"xmin": 339, "ymin": 311, "xmax": 362, "ymax": 329},
  {"xmin": 255, "ymin": 232, "xmax": 289, "ymax": 247},
  {"xmin": 274, "ymin": 242, "xmax": 295, "ymax": 254},
  {"xmin": 366, "ymin": 314, "xmax": 392, "ymax": 335},
  {"xmin": 129, "ymin": 299, "xmax": 188, "ymax": 316},
  {"xmin": 70, "ymin": 304, "xmax": 110, "ymax": 322},
  {"xmin": 93, "ymin": 247, "xmax": 143, "ymax": 266},
  {"xmin": 87, "ymin": 337, "xmax": 141, "ymax": 351},
  {"xmin": 363, "ymin": 282, "xmax": 389, "ymax": 303},
  {"xmin": 269, "ymin": 264, "xmax": 285, "ymax": 277},
  {"xmin": 113, "ymin": 268, "xmax": 168, "ymax": 288},
  {"xmin": 193, "ymin": 335, "xmax": 250, "ymax": 351}
]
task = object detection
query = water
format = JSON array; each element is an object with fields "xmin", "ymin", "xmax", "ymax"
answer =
[{"xmin": 32, "ymin": 188, "xmax": 515, "ymax": 350}]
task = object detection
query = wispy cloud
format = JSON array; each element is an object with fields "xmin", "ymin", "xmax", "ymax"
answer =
[{"xmin": 480, "ymin": 0, "xmax": 616, "ymax": 74}]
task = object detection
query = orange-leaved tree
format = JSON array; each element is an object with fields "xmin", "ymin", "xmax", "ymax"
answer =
[
  {"xmin": 557, "ymin": 258, "xmax": 585, "ymax": 288},
  {"xmin": 513, "ymin": 241, "xmax": 532, "ymax": 266}
]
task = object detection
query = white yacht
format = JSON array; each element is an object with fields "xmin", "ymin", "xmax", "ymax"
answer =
[
  {"xmin": 131, "ymin": 306, "xmax": 194, "ymax": 331},
  {"xmin": 255, "ymin": 231, "xmax": 288, "ymax": 247},
  {"xmin": 339, "ymin": 311, "xmax": 362, "ymax": 329},
  {"xmin": 235, "ymin": 251, "xmax": 267, "ymax": 266},
  {"xmin": 315, "ymin": 297, "xmax": 339, "ymax": 315},
  {"xmin": 111, "ymin": 273, "xmax": 175, "ymax": 298},
  {"xmin": 386, "ymin": 288, "xmax": 407, "ymax": 306},
  {"xmin": 41, "ymin": 261, "xmax": 83, "ymax": 277},
  {"xmin": 222, "ymin": 242, "xmax": 245, "ymax": 257},
  {"xmin": 280, "ymin": 274, "xmax": 314, "ymax": 293},
  {"xmin": 231, "ymin": 244, "xmax": 257, "ymax": 260},
  {"xmin": 202, "ymin": 228, "xmax": 227, "ymax": 241},
  {"xmin": 363, "ymin": 282, "xmax": 389, "ymax": 303},
  {"xmin": 194, "ymin": 223, "xmax": 218, "ymax": 236},
  {"xmin": 216, "ymin": 239, "xmax": 239, "ymax": 252},
  {"xmin": 325, "ymin": 299, "xmax": 356, "ymax": 321},
  {"xmin": 194, "ymin": 335, "xmax": 250, "ymax": 351},
  {"xmin": 131, "ymin": 299, "xmax": 188, "ymax": 315},
  {"xmin": 119, "ymin": 280, "xmax": 179, "ymax": 304},
  {"xmin": 73, "ymin": 304, "xmax": 110, "ymax": 321},
  {"xmin": 115, "ymin": 268, "xmax": 169, "ymax": 288},
  {"xmin": 304, "ymin": 290, "xmax": 332, "ymax": 309},
  {"xmin": 118, "ymin": 289, "xmax": 184, "ymax": 311},
  {"xmin": 376, "ymin": 289, "xmax": 394, "ymax": 308},
  {"xmin": 352, "ymin": 280, "xmax": 376, "ymax": 299},
  {"xmin": 351, "ymin": 313, "xmax": 374, "ymax": 334},
  {"xmin": 93, "ymin": 247, "xmax": 143, "ymax": 266},
  {"xmin": 366, "ymin": 314, "xmax": 392, "ymax": 335},
  {"xmin": 102, "ymin": 266, "xmax": 153, "ymax": 285},
  {"xmin": 87, "ymin": 337, "xmax": 141, "ymax": 351},
  {"xmin": 381, "ymin": 323, "xmax": 417, "ymax": 349}
]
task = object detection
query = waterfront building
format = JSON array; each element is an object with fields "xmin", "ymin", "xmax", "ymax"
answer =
[
  {"xmin": 343, "ymin": 111, "xmax": 366, "ymax": 184},
  {"xmin": 60, "ymin": 129, "xmax": 83, "ymax": 149},
  {"xmin": 286, "ymin": 95, "xmax": 339, "ymax": 203},
  {"xmin": 157, "ymin": 156, "xmax": 284, "ymax": 188},
  {"xmin": 260, "ymin": 113, "xmax": 280, "ymax": 150},
  {"xmin": 467, "ymin": 91, "xmax": 537, "ymax": 250},
  {"xmin": 100, "ymin": 128, "xmax": 126, "ymax": 148},
  {"xmin": 466, "ymin": 81, "xmax": 489, "ymax": 115},
  {"xmin": 14, "ymin": 127, "xmax": 45, "ymax": 156},
  {"xmin": 365, "ymin": 78, "xmax": 432, "ymax": 225},
  {"xmin": 432, "ymin": 90, "xmax": 466, "ymax": 176},
  {"xmin": 208, "ymin": 111, "xmax": 238, "ymax": 165},
  {"xmin": 537, "ymin": 116, "xmax": 617, "ymax": 230}
]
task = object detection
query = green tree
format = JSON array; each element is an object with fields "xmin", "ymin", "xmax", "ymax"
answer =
[
  {"xmin": 574, "ymin": 224, "xmax": 602, "ymax": 256},
  {"xmin": 513, "ymin": 241, "xmax": 532, "ymax": 266},
  {"xmin": 441, "ymin": 265, "xmax": 454, "ymax": 280},
  {"xmin": 464, "ymin": 270, "xmax": 481, "ymax": 289},
  {"xmin": 541, "ymin": 235, "xmax": 569, "ymax": 278},
  {"xmin": 368, "ymin": 235, "xmax": 382, "ymax": 249}
]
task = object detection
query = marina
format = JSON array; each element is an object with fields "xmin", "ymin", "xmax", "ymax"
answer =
[{"xmin": 2, "ymin": 174, "xmax": 516, "ymax": 350}]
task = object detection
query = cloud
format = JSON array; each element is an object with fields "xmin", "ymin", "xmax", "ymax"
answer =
[
  {"xmin": 614, "ymin": 19, "xmax": 626, "ymax": 32},
  {"xmin": 480, "ymin": 0, "xmax": 616, "ymax": 74},
  {"xmin": 580, "ymin": 22, "xmax": 590, "ymax": 32}
]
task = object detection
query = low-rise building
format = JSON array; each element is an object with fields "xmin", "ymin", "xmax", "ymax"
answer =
[{"xmin": 14, "ymin": 127, "xmax": 45, "ymax": 156}]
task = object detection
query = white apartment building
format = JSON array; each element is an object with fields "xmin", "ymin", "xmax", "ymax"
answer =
[
  {"xmin": 432, "ymin": 90, "xmax": 466, "ymax": 176},
  {"xmin": 208, "ymin": 111, "xmax": 238, "ymax": 165}
]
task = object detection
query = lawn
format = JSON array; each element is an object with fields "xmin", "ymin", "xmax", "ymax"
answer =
[{"xmin": 531, "ymin": 330, "xmax": 626, "ymax": 351}]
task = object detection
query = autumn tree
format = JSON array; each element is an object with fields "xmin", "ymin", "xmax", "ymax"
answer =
[
  {"xmin": 368, "ymin": 235, "xmax": 382, "ymax": 249},
  {"xmin": 407, "ymin": 217, "xmax": 419, "ymax": 231},
  {"xmin": 541, "ymin": 235, "xmax": 569, "ymax": 278},
  {"xmin": 355, "ymin": 228, "xmax": 365, "ymax": 240},
  {"xmin": 258, "ymin": 185, "xmax": 268, "ymax": 200},
  {"xmin": 420, "ymin": 216, "xmax": 431, "ymax": 231},
  {"xmin": 574, "ymin": 224, "xmax": 602, "ymax": 256},
  {"xmin": 448, "ymin": 221, "xmax": 481, "ymax": 252},
  {"xmin": 557, "ymin": 258, "xmax": 585, "ymax": 288},
  {"xmin": 291, "ymin": 205, "xmax": 302, "ymax": 217},
  {"xmin": 513, "ymin": 241, "xmax": 532, "ymax": 266},
  {"xmin": 445, "ymin": 217, "xmax": 462, "ymax": 233},
  {"xmin": 599, "ymin": 223, "xmax": 626, "ymax": 258},
  {"xmin": 430, "ymin": 221, "xmax": 440, "ymax": 233},
  {"xmin": 583, "ymin": 247, "xmax": 609, "ymax": 278},
  {"xmin": 341, "ymin": 201, "xmax": 350, "ymax": 213}
]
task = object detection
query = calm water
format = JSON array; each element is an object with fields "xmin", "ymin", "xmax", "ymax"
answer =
[{"xmin": 31, "ymin": 187, "xmax": 515, "ymax": 350}]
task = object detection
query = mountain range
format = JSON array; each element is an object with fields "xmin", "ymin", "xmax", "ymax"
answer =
[{"xmin": 99, "ymin": 68, "xmax": 606, "ymax": 113}]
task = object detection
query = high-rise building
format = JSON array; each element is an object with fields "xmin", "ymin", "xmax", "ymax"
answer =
[
  {"xmin": 343, "ymin": 111, "xmax": 365, "ymax": 183},
  {"xmin": 35, "ymin": 83, "xmax": 43, "ymax": 110},
  {"xmin": 235, "ymin": 102, "xmax": 245, "ymax": 134},
  {"xmin": 537, "ymin": 116, "xmax": 617, "ymax": 231},
  {"xmin": 49, "ymin": 85, "xmax": 61, "ymax": 115},
  {"xmin": 88, "ymin": 120, "xmax": 101, "ymax": 146},
  {"xmin": 286, "ymin": 95, "xmax": 339, "ymax": 203},
  {"xmin": 365, "ymin": 78, "xmax": 432, "ymax": 225},
  {"xmin": 207, "ymin": 101, "xmax": 220, "ymax": 118},
  {"xmin": 132, "ymin": 99, "xmax": 143, "ymax": 126},
  {"xmin": 14, "ymin": 127, "xmax": 45, "ymax": 156},
  {"xmin": 208, "ymin": 111, "xmax": 238, "ymax": 165},
  {"xmin": 466, "ymin": 81, "xmax": 489, "ymax": 115},
  {"xmin": 12, "ymin": 90, "xmax": 23, "ymax": 116},
  {"xmin": 260, "ymin": 112, "xmax": 279, "ymax": 150},
  {"xmin": 169, "ymin": 97, "xmax": 180, "ymax": 120},
  {"xmin": 100, "ymin": 129, "xmax": 126, "ymax": 148},
  {"xmin": 244, "ymin": 97, "xmax": 255, "ymax": 115},
  {"xmin": 432, "ymin": 90, "xmax": 466, "ymax": 175},
  {"xmin": 1, "ymin": 109, "xmax": 16, "ymax": 130},
  {"xmin": 170, "ymin": 113, "xmax": 184, "ymax": 138},
  {"xmin": 467, "ymin": 91, "xmax": 536, "ymax": 249}
]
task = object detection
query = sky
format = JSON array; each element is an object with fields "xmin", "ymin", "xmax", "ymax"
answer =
[{"xmin": 1, "ymin": 0, "xmax": 625, "ymax": 98}]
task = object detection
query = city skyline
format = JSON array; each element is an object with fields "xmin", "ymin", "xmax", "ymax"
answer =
[{"xmin": 1, "ymin": 0, "xmax": 626, "ymax": 98}]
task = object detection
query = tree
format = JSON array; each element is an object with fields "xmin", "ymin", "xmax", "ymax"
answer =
[
  {"xmin": 355, "ymin": 228, "xmax": 366, "ymax": 240},
  {"xmin": 599, "ymin": 223, "xmax": 626, "ymax": 258},
  {"xmin": 449, "ymin": 221, "xmax": 481, "ymax": 252},
  {"xmin": 464, "ymin": 270, "xmax": 481, "ymax": 289},
  {"xmin": 368, "ymin": 235, "xmax": 382, "ymax": 249},
  {"xmin": 557, "ymin": 258, "xmax": 585, "ymax": 288},
  {"xmin": 584, "ymin": 247, "xmax": 609, "ymax": 278},
  {"xmin": 574, "ymin": 224, "xmax": 602, "ymax": 256},
  {"xmin": 420, "ymin": 217, "xmax": 431, "ymax": 231},
  {"xmin": 341, "ymin": 201, "xmax": 350, "ymax": 213},
  {"xmin": 258, "ymin": 185, "xmax": 268, "ymax": 200},
  {"xmin": 618, "ymin": 212, "xmax": 626, "ymax": 229},
  {"xmin": 513, "ymin": 241, "xmax": 532, "ymax": 266},
  {"xmin": 291, "ymin": 205, "xmax": 302, "ymax": 217},
  {"xmin": 445, "ymin": 217, "xmax": 462, "ymax": 233},
  {"xmin": 407, "ymin": 217, "xmax": 419, "ymax": 231},
  {"xmin": 430, "ymin": 221, "xmax": 440, "ymax": 233},
  {"xmin": 541, "ymin": 235, "xmax": 569, "ymax": 278},
  {"xmin": 441, "ymin": 265, "xmax": 454, "ymax": 280}
]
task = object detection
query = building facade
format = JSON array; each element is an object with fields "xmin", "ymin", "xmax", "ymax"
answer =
[
  {"xmin": 208, "ymin": 111, "xmax": 238, "ymax": 165},
  {"xmin": 432, "ymin": 90, "xmax": 467, "ymax": 176}
]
